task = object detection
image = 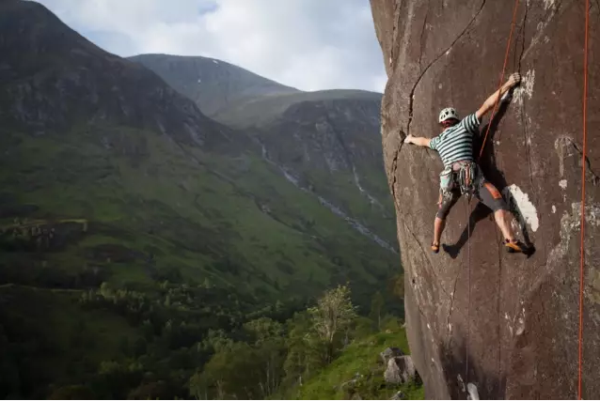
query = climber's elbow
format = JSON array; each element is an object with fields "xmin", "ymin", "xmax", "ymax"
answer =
[
  {"xmin": 415, "ymin": 137, "xmax": 431, "ymax": 147},
  {"xmin": 476, "ymin": 102, "xmax": 492, "ymax": 120}
]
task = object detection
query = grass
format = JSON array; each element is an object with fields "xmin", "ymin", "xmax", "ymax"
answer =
[{"xmin": 294, "ymin": 328, "xmax": 424, "ymax": 400}]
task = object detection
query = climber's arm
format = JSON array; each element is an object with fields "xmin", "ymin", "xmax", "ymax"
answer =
[
  {"xmin": 475, "ymin": 72, "xmax": 521, "ymax": 120},
  {"xmin": 403, "ymin": 134, "xmax": 431, "ymax": 147}
]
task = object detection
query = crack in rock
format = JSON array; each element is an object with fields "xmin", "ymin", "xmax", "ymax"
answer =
[
  {"xmin": 557, "ymin": 137, "xmax": 600, "ymax": 185},
  {"xmin": 401, "ymin": 220, "xmax": 454, "ymax": 300},
  {"xmin": 388, "ymin": 134, "xmax": 405, "ymax": 212},
  {"xmin": 520, "ymin": 0, "xmax": 569, "ymax": 61},
  {"xmin": 406, "ymin": 0, "xmax": 487, "ymax": 137}
]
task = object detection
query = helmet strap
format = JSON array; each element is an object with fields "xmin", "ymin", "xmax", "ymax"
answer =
[{"xmin": 441, "ymin": 119, "xmax": 458, "ymax": 128}]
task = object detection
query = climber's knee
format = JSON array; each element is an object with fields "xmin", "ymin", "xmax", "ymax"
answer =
[
  {"xmin": 436, "ymin": 208, "xmax": 449, "ymax": 219},
  {"xmin": 477, "ymin": 181, "xmax": 508, "ymax": 213},
  {"xmin": 436, "ymin": 189, "xmax": 459, "ymax": 219},
  {"xmin": 494, "ymin": 208, "xmax": 506, "ymax": 219}
]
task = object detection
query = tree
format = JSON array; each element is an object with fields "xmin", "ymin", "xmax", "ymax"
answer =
[
  {"xmin": 282, "ymin": 311, "xmax": 326, "ymax": 390},
  {"xmin": 189, "ymin": 342, "xmax": 264, "ymax": 400},
  {"xmin": 48, "ymin": 385, "xmax": 94, "ymax": 400},
  {"xmin": 127, "ymin": 381, "xmax": 169, "ymax": 400},
  {"xmin": 243, "ymin": 318, "xmax": 286, "ymax": 397},
  {"xmin": 307, "ymin": 284, "xmax": 357, "ymax": 363},
  {"xmin": 388, "ymin": 273, "xmax": 404, "ymax": 300},
  {"xmin": 369, "ymin": 291, "xmax": 386, "ymax": 330},
  {"xmin": 243, "ymin": 317, "xmax": 283, "ymax": 344}
]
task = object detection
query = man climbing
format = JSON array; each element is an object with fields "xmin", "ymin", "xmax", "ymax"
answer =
[{"xmin": 403, "ymin": 72, "xmax": 530, "ymax": 255}]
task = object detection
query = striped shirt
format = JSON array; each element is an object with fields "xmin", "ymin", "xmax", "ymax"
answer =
[{"xmin": 429, "ymin": 113, "xmax": 480, "ymax": 167}]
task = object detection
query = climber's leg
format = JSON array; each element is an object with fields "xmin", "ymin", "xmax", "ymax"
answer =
[
  {"xmin": 432, "ymin": 217, "xmax": 445, "ymax": 253},
  {"xmin": 433, "ymin": 188, "xmax": 460, "ymax": 253},
  {"xmin": 476, "ymin": 178, "xmax": 529, "ymax": 254},
  {"xmin": 493, "ymin": 208, "xmax": 514, "ymax": 241}
]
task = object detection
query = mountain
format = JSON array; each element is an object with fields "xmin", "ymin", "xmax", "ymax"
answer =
[
  {"xmin": 131, "ymin": 55, "xmax": 396, "ymax": 250},
  {"xmin": 371, "ymin": 0, "xmax": 600, "ymax": 399},
  {"xmin": 225, "ymin": 89, "xmax": 396, "ymax": 244},
  {"xmin": 0, "ymin": 1, "xmax": 399, "ymax": 398},
  {"xmin": 129, "ymin": 53, "xmax": 299, "ymax": 117},
  {"xmin": 1, "ymin": 1, "xmax": 230, "ymax": 149}
]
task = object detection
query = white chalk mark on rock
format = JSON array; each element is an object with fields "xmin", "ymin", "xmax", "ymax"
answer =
[
  {"xmin": 514, "ymin": 69, "xmax": 535, "ymax": 106},
  {"xmin": 467, "ymin": 383, "xmax": 480, "ymax": 400},
  {"xmin": 503, "ymin": 184, "xmax": 540, "ymax": 232}
]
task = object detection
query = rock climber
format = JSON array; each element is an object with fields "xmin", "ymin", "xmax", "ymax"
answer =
[{"xmin": 403, "ymin": 72, "xmax": 531, "ymax": 255}]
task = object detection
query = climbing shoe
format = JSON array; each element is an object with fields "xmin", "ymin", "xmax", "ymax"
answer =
[
  {"xmin": 431, "ymin": 243, "xmax": 440, "ymax": 254},
  {"xmin": 504, "ymin": 239, "xmax": 528, "ymax": 254}
]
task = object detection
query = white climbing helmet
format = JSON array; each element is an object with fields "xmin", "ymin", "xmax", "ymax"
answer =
[{"xmin": 438, "ymin": 107, "xmax": 459, "ymax": 123}]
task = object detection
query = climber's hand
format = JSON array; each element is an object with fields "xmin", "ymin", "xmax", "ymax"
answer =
[
  {"xmin": 507, "ymin": 72, "xmax": 521, "ymax": 87},
  {"xmin": 403, "ymin": 134, "xmax": 431, "ymax": 147}
]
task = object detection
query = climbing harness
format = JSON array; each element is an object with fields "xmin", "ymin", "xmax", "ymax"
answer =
[
  {"xmin": 438, "ymin": 162, "xmax": 477, "ymax": 204},
  {"xmin": 578, "ymin": 0, "xmax": 590, "ymax": 398}
]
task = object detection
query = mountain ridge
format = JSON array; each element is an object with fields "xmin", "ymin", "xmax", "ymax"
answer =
[{"xmin": 128, "ymin": 53, "xmax": 300, "ymax": 117}]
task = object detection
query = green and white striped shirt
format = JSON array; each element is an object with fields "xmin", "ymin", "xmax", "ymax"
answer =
[{"xmin": 429, "ymin": 113, "xmax": 480, "ymax": 167}]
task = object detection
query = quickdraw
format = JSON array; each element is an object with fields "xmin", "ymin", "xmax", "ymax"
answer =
[{"xmin": 457, "ymin": 162, "xmax": 477, "ymax": 200}]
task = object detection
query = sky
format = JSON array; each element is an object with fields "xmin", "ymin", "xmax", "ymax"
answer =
[{"xmin": 34, "ymin": 0, "xmax": 388, "ymax": 93}]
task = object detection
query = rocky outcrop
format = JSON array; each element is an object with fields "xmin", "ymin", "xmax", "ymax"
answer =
[
  {"xmin": 370, "ymin": 0, "xmax": 600, "ymax": 399},
  {"xmin": 380, "ymin": 347, "xmax": 404, "ymax": 364},
  {"xmin": 384, "ymin": 355, "xmax": 416, "ymax": 385}
]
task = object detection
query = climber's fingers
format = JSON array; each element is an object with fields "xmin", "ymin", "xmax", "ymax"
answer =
[{"xmin": 508, "ymin": 72, "xmax": 521, "ymax": 86}]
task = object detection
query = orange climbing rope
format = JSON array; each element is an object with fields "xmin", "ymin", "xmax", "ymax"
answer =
[
  {"xmin": 578, "ymin": 0, "xmax": 590, "ymax": 398},
  {"xmin": 464, "ymin": 197, "xmax": 472, "ymax": 381},
  {"xmin": 464, "ymin": 0, "xmax": 521, "ymax": 385},
  {"xmin": 462, "ymin": 0, "xmax": 589, "ymax": 396},
  {"xmin": 477, "ymin": 0, "xmax": 521, "ymax": 162}
]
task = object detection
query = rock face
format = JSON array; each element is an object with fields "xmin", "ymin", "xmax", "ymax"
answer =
[{"xmin": 370, "ymin": 0, "xmax": 600, "ymax": 399}]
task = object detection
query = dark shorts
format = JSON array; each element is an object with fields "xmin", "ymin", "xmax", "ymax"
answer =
[{"xmin": 436, "ymin": 165, "xmax": 507, "ymax": 219}]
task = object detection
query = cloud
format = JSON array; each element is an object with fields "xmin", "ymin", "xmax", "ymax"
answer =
[{"xmin": 34, "ymin": 0, "xmax": 387, "ymax": 92}]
